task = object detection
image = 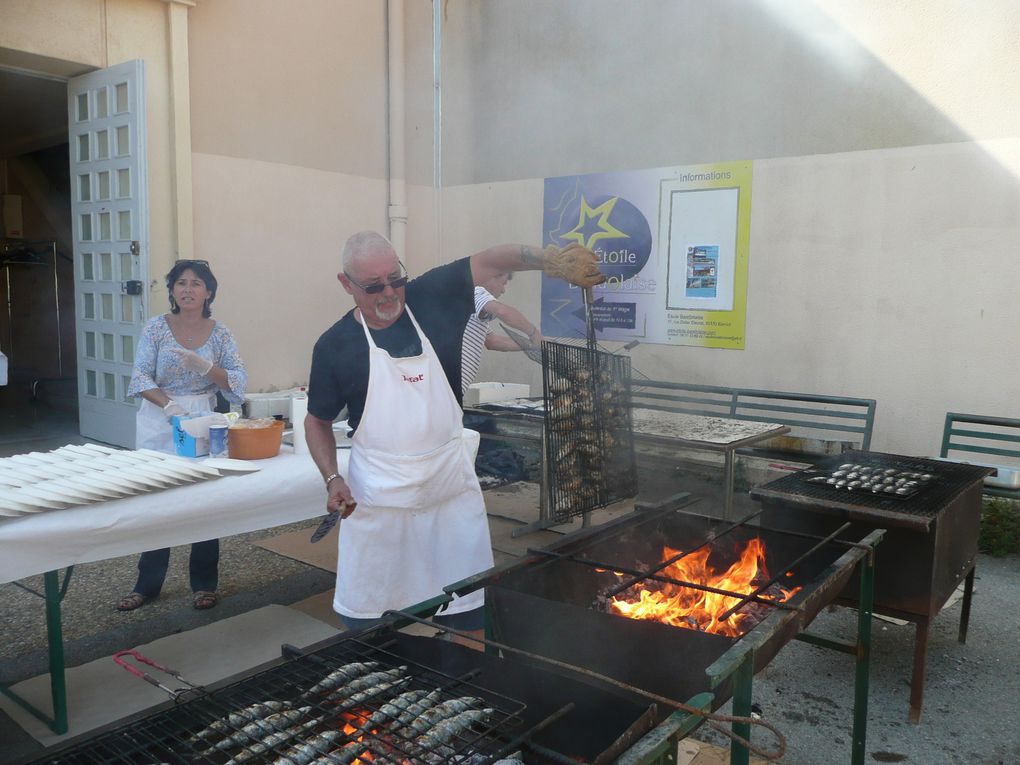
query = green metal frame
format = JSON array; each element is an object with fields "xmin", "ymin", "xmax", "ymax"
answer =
[
  {"xmin": 940, "ymin": 411, "xmax": 1020, "ymax": 499},
  {"xmin": 1, "ymin": 567, "xmax": 73, "ymax": 734}
]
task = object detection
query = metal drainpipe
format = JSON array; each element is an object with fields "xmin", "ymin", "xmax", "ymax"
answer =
[{"xmin": 387, "ymin": 0, "xmax": 408, "ymax": 260}]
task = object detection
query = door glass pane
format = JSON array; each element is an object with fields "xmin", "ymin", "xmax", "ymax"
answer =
[
  {"xmin": 83, "ymin": 293, "xmax": 95, "ymax": 319},
  {"xmin": 121, "ymin": 294, "xmax": 135, "ymax": 322},
  {"xmin": 103, "ymin": 372, "xmax": 116, "ymax": 400},
  {"xmin": 115, "ymin": 125, "xmax": 129, "ymax": 156},
  {"xmin": 82, "ymin": 253, "xmax": 94, "ymax": 281},
  {"xmin": 101, "ymin": 293, "xmax": 114, "ymax": 320},
  {"xmin": 116, "ymin": 169, "xmax": 130, "ymax": 198},
  {"xmin": 77, "ymin": 134, "xmax": 89, "ymax": 162},
  {"xmin": 79, "ymin": 174, "xmax": 91, "ymax": 202},
  {"xmin": 118, "ymin": 211, "xmax": 131, "ymax": 240},
  {"xmin": 115, "ymin": 82, "xmax": 128, "ymax": 113},
  {"xmin": 98, "ymin": 213, "xmax": 111, "ymax": 242},
  {"xmin": 80, "ymin": 214, "xmax": 92, "ymax": 241},
  {"xmin": 119, "ymin": 252, "xmax": 133, "ymax": 279},
  {"xmin": 102, "ymin": 333, "xmax": 115, "ymax": 360},
  {"xmin": 99, "ymin": 252, "xmax": 113, "ymax": 280},
  {"xmin": 96, "ymin": 129, "xmax": 109, "ymax": 160},
  {"xmin": 96, "ymin": 87, "xmax": 108, "ymax": 119},
  {"xmin": 84, "ymin": 331, "xmax": 96, "ymax": 358},
  {"xmin": 121, "ymin": 335, "xmax": 134, "ymax": 363},
  {"xmin": 122, "ymin": 375, "xmax": 133, "ymax": 403},
  {"xmin": 98, "ymin": 171, "xmax": 111, "ymax": 200},
  {"xmin": 76, "ymin": 93, "xmax": 89, "ymax": 121},
  {"xmin": 85, "ymin": 369, "xmax": 97, "ymax": 397}
]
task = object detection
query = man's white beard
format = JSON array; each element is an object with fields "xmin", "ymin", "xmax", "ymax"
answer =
[{"xmin": 375, "ymin": 298, "xmax": 403, "ymax": 322}]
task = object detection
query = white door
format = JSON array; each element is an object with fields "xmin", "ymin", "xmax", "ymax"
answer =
[{"xmin": 68, "ymin": 60, "xmax": 149, "ymax": 448}]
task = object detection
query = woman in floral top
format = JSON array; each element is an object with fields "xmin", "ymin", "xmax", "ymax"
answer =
[{"xmin": 117, "ymin": 260, "xmax": 247, "ymax": 612}]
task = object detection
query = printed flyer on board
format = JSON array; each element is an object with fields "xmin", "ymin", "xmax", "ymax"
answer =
[{"xmin": 540, "ymin": 161, "xmax": 752, "ymax": 349}]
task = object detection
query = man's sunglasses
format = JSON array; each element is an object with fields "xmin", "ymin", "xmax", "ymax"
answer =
[
  {"xmin": 344, "ymin": 260, "xmax": 409, "ymax": 294},
  {"xmin": 175, "ymin": 259, "xmax": 209, "ymax": 267}
]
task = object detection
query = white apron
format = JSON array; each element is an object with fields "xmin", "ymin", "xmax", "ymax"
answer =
[
  {"xmin": 136, "ymin": 393, "xmax": 216, "ymax": 453},
  {"xmin": 333, "ymin": 306, "xmax": 493, "ymax": 619}
]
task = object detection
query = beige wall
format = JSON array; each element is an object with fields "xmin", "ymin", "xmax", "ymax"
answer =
[
  {"xmin": 184, "ymin": 0, "xmax": 1020, "ymax": 461},
  {"xmin": 187, "ymin": 0, "xmax": 399, "ymax": 390},
  {"xmin": 440, "ymin": 1, "xmax": 1020, "ymax": 457}
]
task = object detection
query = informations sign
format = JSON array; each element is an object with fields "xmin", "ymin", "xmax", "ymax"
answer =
[{"xmin": 541, "ymin": 161, "xmax": 752, "ymax": 349}]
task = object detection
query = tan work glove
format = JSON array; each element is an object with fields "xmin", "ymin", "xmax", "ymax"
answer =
[{"xmin": 542, "ymin": 244, "xmax": 606, "ymax": 288}]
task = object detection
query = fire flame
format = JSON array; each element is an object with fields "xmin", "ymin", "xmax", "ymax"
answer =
[{"xmin": 609, "ymin": 539, "xmax": 800, "ymax": 637}]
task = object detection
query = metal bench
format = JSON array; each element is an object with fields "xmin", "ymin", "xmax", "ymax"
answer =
[
  {"xmin": 938, "ymin": 412, "xmax": 1020, "ymax": 500},
  {"xmin": 630, "ymin": 381, "xmax": 877, "ymax": 464}
]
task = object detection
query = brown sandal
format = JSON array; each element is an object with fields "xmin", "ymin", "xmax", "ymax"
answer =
[
  {"xmin": 193, "ymin": 591, "xmax": 218, "ymax": 610},
  {"xmin": 116, "ymin": 592, "xmax": 147, "ymax": 611}
]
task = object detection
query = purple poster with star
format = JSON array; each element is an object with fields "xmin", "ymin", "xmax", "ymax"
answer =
[{"xmin": 541, "ymin": 162, "xmax": 752, "ymax": 349}]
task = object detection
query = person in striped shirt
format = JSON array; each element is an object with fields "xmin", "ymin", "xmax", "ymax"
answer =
[{"xmin": 461, "ymin": 271, "xmax": 543, "ymax": 394}]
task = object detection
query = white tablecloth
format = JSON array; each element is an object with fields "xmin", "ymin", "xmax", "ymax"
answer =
[{"xmin": 0, "ymin": 446, "xmax": 350, "ymax": 584}]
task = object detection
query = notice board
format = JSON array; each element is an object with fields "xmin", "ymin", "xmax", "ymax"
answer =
[{"xmin": 541, "ymin": 161, "xmax": 751, "ymax": 349}]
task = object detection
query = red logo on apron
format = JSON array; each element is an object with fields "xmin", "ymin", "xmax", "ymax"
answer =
[{"xmin": 402, "ymin": 373, "xmax": 425, "ymax": 383}]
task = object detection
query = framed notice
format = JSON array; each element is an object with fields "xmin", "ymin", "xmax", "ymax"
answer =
[{"xmin": 541, "ymin": 160, "xmax": 752, "ymax": 349}]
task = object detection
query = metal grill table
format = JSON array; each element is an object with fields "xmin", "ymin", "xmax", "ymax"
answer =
[{"xmin": 749, "ymin": 450, "xmax": 992, "ymax": 722}]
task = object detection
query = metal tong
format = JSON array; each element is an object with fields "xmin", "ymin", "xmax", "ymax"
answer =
[{"xmin": 113, "ymin": 649, "xmax": 203, "ymax": 701}]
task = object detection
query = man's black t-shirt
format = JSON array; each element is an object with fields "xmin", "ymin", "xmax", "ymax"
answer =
[{"xmin": 307, "ymin": 257, "xmax": 475, "ymax": 431}]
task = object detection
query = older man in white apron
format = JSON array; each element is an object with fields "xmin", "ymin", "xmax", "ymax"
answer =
[{"xmin": 304, "ymin": 231, "xmax": 604, "ymax": 638}]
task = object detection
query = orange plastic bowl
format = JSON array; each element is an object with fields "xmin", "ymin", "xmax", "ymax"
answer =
[{"xmin": 227, "ymin": 419, "xmax": 284, "ymax": 460}]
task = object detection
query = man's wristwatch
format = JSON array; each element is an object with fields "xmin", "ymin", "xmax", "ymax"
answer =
[{"xmin": 324, "ymin": 472, "xmax": 340, "ymax": 487}]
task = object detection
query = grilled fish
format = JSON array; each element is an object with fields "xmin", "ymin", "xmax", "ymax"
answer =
[
  {"xmin": 413, "ymin": 708, "xmax": 493, "ymax": 751},
  {"xmin": 356, "ymin": 688, "xmax": 432, "ymax": 732},
  {"xmin": 270, "ymin": 730, "xmax": 343, "ymax": 765},
  {"xmin": 222, "ymin": 717, "xmax": 324, "ymax": 765},
  {"xmin": 331, "ymin": 677, "xmax": 412, "ymax": 713},
  {"xmin": 322, "ymin": 667, "xmax": 407, "ymax": 703},
  {"xmin": 404, "ymin": 696, "xmax": 485, "ymax": 735},
  {"xmin": 388, "ymin": 688, "xmax": 443, "ymax": 729},
  {"xmin": 306, "ymin": 741, "xmax": 368, "ymax": 765},
  {"xmin": 188, "ymin": 700, "xmax": 292, "ymax": 743},
  {"xmin": 206, "ymin": 707, "xmax": 311, "ymax": 751},
  {"xmin": 303, "ymin": 662, "xmax": 380, "ymax": 697}
]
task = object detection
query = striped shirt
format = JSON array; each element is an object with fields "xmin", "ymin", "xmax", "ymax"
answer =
[{"xmin": 461, "ymin": 287, "xmax": 495, "ymax": 394}]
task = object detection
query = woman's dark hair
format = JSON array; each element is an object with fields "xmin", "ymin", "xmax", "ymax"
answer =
[{"xmin": 166, "ymin": 260, "xmax": 218, "ymax": 317}]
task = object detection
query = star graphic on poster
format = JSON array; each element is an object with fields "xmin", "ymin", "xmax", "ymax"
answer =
[{"xmin": 561, "ymin": 195, "xmax": 629, "ymax": 250}]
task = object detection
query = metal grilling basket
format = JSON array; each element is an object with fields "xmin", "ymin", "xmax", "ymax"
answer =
[{"xmin": 541, "ymin": 340, "xmax": 637, "ymax": 522}]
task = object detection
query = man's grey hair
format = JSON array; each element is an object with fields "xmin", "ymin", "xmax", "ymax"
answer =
[{"xmin": 342, "ymin": 231, "xmax": 395, "ymax": 271}]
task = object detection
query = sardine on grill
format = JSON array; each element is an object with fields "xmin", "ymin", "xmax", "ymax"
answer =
[
  {"xmin": 270, "ymin": 730, "xmax": 343, "ymax": 765},
  {"xmin": 330, "ymin": 676, "xmax": 412, "ymax": 712},
  {"xmin": 188, "ymin": 700, "xmax": 292, "ymax": 743},
  {"xmin": 322, "ymin": 667, "xmax": 408, "ymax": 703},
  {"xmin": 302, "ymin": 661, "xmax": 379, "ymax": 697},
  {"xmin": 204, "ymin": 707, "xmax": 312, "ymax": 752},
  {"xmin": 413, "ymin": 708, "xmax": 494, "ymax": 751},
  {"xmin": 357, "ymin": 688, "xmax": 433, "ymax": 732},
  {"xmin": 222, "ymin": 717, "xmax": 324, "ymax": 765},
  {"xmin": 402, "ymin": 696, "xmax": 484, "ymax": 735}
]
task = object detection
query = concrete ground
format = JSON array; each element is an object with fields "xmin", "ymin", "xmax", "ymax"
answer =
[{"xmin": 1, "ymin": 405, "xmax": 1018, "ymax": 764}]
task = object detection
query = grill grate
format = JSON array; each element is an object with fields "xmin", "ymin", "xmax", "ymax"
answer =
[
  {"xmin": 541, "ymin": 341, "xmax": 637, "ymax": 522},
  {"xmin": 32, "ymin": 634, "xmax": 527, "ymax": 765},
  {"xmin": 757, "ymin": 451, "xmax": 984, "ymax": 519}
]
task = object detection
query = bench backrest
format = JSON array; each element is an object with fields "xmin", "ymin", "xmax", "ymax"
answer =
[
  {"xmin": 940, "ymin": 412, "xmax": 1020, "ymax": 465},
  {"xmin": 630, "ymin": 380, "xmax": 876, "ymax": 450}
]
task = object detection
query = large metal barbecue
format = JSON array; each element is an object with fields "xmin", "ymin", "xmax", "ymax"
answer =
[
  {"xmin": 18, "ymin": 625, "xmax": 663, "ymax": 765},
  {"xmin": 446, "ymin": 501, "xmax": 883, "ymax": 765},
  {"xmin": 749, "ymin": 450, "xmax": 991, "ymax": 723}
]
